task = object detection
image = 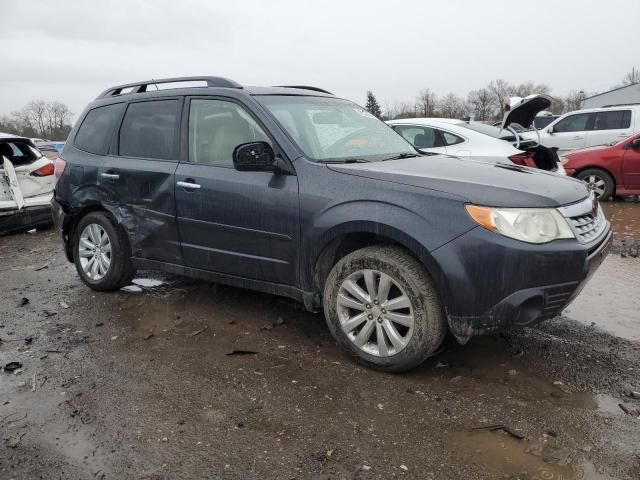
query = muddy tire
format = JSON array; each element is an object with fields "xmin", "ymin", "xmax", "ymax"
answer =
[
  {"xmin": 323, "ymin": 246, "xmax": 446, "ymax": 373},
  {"xmin": 73, "ymin": 211, "xmax": 135, "ymax": 291},
  {"xmin": 576, "ymin": 168, "xmax": 615, "ymax": 200}
]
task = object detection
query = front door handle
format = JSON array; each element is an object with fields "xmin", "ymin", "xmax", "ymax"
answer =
[
  {"xmin": 100, "ymin": 172, "xmax": 120, "ymax": 180},
  {"xmin": 177, "ymin": 180, "xmax": 201, "ymax": 190},
  {"xmin": 572, "ymin": 136, "xmax": 584, "ymax": 140}
]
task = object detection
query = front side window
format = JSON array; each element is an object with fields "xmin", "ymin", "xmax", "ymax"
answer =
[
  {"xmin": 119, "ymin": 100, "xmax": 180, "ymax": 160},
  {"xmin": 393, "ymin": 125, "xmax": 438, "ymax": 148},
  {"xmin": 593, "ymin": 110, "xmax": 631, "ymax": 130},
  {"xmin": 75, "ymin": 103, "xmax": 124, "ymax": 155},
  {"xmin": 188, "ymin": 99, "xmax": 271, "ymax": 166},
  {"xmin": 554, "ymin": 113, "xmax": 590, "ymax": 133},
  {"xmin": 257, "ymin": 96, "xmax": 415, "ymax": 162}
]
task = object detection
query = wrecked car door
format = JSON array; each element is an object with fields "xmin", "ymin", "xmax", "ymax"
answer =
[
  {"xmin": 175, "ymin": 97, "xmax": 299, "ymax": 284},
  {"xmin": 103, "ymin": 99, "xmax": 182, "ymax": 263},
  {"xmin": 2, "ymin": 156, "xmax": 25, "ymax": 209}
]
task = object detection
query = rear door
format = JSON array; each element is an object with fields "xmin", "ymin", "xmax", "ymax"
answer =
[
  {"xmin": 100, "ymin": 98, "xmax": 182, "ymax": 264},
  {"xmin": 174, "ymin": 97, "xmax": 299, "ymax": 284},
  {"xmin": 585, "ymin": 110, "xmax": 633, "ymax": 148},
  {"xmin": 546, "ymin": 112, "xmax": 593, "ymax": 153}
]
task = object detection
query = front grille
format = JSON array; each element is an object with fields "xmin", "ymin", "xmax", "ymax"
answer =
[
  {"xmin": 569, "ymin": 207, "xmax": 607, "ymax": 243},
  {"xmin": 558, "ymin": 193, "xmax": 608, "ymax": 244}
]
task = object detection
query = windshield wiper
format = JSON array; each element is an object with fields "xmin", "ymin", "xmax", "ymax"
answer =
[
  {"xmin": 318, "ymin": 158, "xmax": 369, "ymax": 164},
  {"xmin": 381, "ymin": 152, "xmax": 421, "ymax": 161}
]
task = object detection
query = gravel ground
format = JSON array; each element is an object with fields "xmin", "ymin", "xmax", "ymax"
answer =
[{"xmin": 1, "ymin": 226, "xmax": 639, "ymax": 480}]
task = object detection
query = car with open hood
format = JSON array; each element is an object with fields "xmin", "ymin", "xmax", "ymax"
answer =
[
  {"xmin": 1, "ymin": 133, "xmax": 55, "ymax": 234},
  {"xmin": 388, "ymin": 94, "xmax": 564, "ymax": 173},
  {"xmin": 52, "ymin": 76, "xmax": 611, "ymax": 372}
]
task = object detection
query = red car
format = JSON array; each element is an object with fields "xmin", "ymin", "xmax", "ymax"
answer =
[{"xmin": 562, "ymin": 132, "xmax": 640, "ymax": 199}]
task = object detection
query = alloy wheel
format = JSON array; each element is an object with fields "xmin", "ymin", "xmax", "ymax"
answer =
[
  {"xmin": 336, "ymin": 269, "xmax": 415, "ymax": 357},
  {"xmin": 584, "ymin": 174, "xmax": 606, "ymax": 197},
  {"xmin": 78, "ymin": 223, "xmax": 112, "ymax": 280}
]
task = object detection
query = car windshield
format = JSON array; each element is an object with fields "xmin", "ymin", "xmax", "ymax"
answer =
[
  {"xmin": 257, "ymin": 95, "xmax": 416, "ymax": 162},
  {"xmin": 457, "ymin": 122, "xmax": 515, "ymax": 140}
]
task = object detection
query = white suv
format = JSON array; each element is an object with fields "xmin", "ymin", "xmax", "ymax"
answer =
[{"xmin": 523, "ymin": 105, "xmax": 640, "ymax": 154}]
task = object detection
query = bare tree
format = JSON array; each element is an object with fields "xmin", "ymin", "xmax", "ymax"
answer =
[
  {"xmin": 488, "ymin": 79, "xmax": 513, "ymax": 120},
  {"xmin": 549, "ymin": 96, "xmax": 566, "ymax": 115},
  {"xmin": 513, "ymin": 82, "xmax": 551, "ymax": 97},
  {"xmin": 623, "ymin": 67, "xmax": 640, "ymax": 85},
  {"xmin": 438, "ymin": 93, "xmax": 466, "ymax": 119},
  {"xmin": 415, "ymin": 89, "xmax": 438, "ymax": 117},
  {"xmin": 3, "ymin": 100, "xmax": 73, "ymax": 139},
  {"xmin": 565, "ymin": 90, "xmax": 586, "ymax": 112},
  {"xmin": 467, "ymin": 88, "xmax": 496, "ymax": 121}
]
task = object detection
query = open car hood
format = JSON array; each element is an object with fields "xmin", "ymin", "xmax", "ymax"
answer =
[{"xmin": 502, "ymin": 94, "xmax": 552, "ymax": 130}]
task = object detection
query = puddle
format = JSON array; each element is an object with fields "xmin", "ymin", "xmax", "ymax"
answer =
[
  {"xmin": 601, "ymin": 199, "xmax": 640, "ymax": 240},
  {"xmin": 564, "ymin": 255, "xmax": 640, "ymax": 341},
  {"xmin": 132, "ymin": 278, "xmax": 164, "ymax": 288},
  {"xmin": 121, "ymin": 285, "xmax": 143, "ymax": 293},
  {"xmin": 454, "ymin": 430, "xmax": 615, "ymax": 479}
]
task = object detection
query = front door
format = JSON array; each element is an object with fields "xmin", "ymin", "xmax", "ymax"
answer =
[
  {"xmin": 546, "ymin": 112, "xmax": 592, "ymax": 153},
  {"xmin": 175, "ymin": 97, "xmax": 299, "ymax": 285},
  {"xmin": 622, "ymin": 139, "xmax": 640, "ymax": 189}
]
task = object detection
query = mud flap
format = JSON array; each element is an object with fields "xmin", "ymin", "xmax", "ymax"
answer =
[{"xmin": 2, "ymin": 156, "xmax": 25, "ymax": 210}]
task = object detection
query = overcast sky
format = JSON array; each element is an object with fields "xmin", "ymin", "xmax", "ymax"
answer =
[{"xmin": 1, "ymin": 0, "xmax": 638, "ymax": 119}]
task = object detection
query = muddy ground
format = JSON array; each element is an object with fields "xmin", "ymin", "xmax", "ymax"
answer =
[{"xmin": 1, "ymin": 201, "xmax": 639, "ymax": 480}]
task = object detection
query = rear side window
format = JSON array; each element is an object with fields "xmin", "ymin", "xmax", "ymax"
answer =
[
  {"xmin": 553, "ymin": 113, "xmax": 590, "ymax": 133},
  {"xmin": 119, "ymin": 100, "xmax": 180, "ymax": 160},
  {"xmin": 593, "ymin": 110, "xmax": 631, "ymax": 130},
  {"xmin": 74, "ymin": 103, "xmax": 124, "ymax": 155},
  {"xmin": 440, "ymin": 130, "xmax": 465, "ymax": 146}
]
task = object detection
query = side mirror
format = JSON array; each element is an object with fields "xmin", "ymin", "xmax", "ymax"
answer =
[
  {"xmin": 547, "ymin": 127, "xmax": 555, "ymax": 135},
  {"xmin": 631, "ymin": 138, "xmax": 640, "ymax": 150},
  {"xmin": 233, "ymin": 142, "xmax": 275, "ymax": 172}
]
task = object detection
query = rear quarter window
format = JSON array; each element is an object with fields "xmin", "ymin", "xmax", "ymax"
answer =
[{"xmin": 74, "ymin": 103, "xmax": 125, "ymax": 155}]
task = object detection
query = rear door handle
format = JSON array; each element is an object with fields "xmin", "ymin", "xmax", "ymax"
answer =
[
  {"xmin": 177, "ymin": 180, "xmax": 201, "ymax": 190},
  {"xmin": 572, "ymin": 136, "xmax": 584, "ymax": 140},
  {"xmin": 100, "ymin": 172, "xmax": 120, "ymax": 180}
]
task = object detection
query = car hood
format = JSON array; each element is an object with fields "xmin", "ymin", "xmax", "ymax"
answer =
[
  {"xmin": 502, "ymin": 94, "xmax": 553, "ymax": 130},
  {"xmin": 327, "ymin": 155, "xmax": 589, "ymax": 208}
]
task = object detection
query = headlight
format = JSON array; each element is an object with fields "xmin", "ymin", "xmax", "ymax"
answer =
[
  {"xmin": 559, "ymin": 156, "xmax": 569, "ymax": 166},
  {"xmin": 465, "ymin": 205, "xmax": 574, "ymax": 243}
]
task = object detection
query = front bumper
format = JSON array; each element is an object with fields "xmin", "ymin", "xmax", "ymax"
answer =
[
  {"xmin": 0, "ymin": 204, "xmax": 53, "ymax": 235},
  {"xmin": 431, "ymin": 223, "xmax": 612, "ymax": 341}
]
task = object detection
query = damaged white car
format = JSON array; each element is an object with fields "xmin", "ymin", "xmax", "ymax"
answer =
[{"xmin": 1, "ymin": 133, "xmax": 55, "ymax": 235}]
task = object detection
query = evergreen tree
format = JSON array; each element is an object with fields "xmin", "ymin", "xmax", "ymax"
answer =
[{"xmin": 365, "ymin": 91, "xmax": 383, "ymax": 119}]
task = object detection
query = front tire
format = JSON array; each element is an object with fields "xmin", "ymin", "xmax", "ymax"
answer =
[
  {"xmin": 73, "ymin": 211, "xmax": 135, "ymax": 291},
  {"xmin": 323, "ymin": 246, "xmax": 446, "ymax": 373},
  {"xmin": 576, "ymin": 168, "xmax": 615, "ymax": 200}
]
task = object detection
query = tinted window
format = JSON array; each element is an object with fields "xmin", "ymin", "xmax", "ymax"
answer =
[
  {"xmin": 593, "ymin": 110, "xmax": 631, "ymax": 130},
  {"xmin": 119, "ymin": 100, "xmax": 180, "ymax": 160},
  {"xmin": 393, "ymin": 125, "xmax": 438, "ymax": 148},
  {"xmin": 75, "ymin": 103, "xmax": 124, "ymax": 155},
  {"xmin": 553, "ymin": 114, "xmax": 590, "ymax": 133},
  {"xmin": 0, "ymin": 141, "xmax": 42, "ymax": 166},
  {"xmin": 189, "ymin": 99, "xmax": 270, "ymax": 166},
  {"xmin": 441, "ymin": 130, "xmax": 465, "ymax": 146}
]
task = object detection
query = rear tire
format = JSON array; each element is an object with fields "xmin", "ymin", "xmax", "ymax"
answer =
[
  {"xmin": 323, "ymin": 246, "xmax": 446, "ymax": 373},
  {"xmin": 576, "ymin": 168, "xmax": 615, "ymax": 200},
  {"xmin": 73, "ymin": 211, "xmax": 135, "ymax": 291}
]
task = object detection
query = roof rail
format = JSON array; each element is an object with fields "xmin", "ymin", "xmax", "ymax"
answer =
[
  {"xmin": 97, "ymin": 76, "xmax": 243, "ymax": 99},
  {"xmin": 601, "ymin": 102, "xmax": 640, "ymax": 108},
  {"xmin": 274, "ymin": 85, "xmax": 333, "ymax": 95}
]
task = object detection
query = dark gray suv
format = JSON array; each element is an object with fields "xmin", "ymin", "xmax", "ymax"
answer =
[{"xmin": 52, "ymin": 76, "xmax": 612, "ymax": 372}]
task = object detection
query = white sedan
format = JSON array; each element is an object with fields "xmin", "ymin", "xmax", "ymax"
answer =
[
  {"xmin": 386, "ymin": 118, "xmax": 565, "ymax": 174},
  {"xmin": 1, "ymin": 133, "xmax": 56, "ymax": 234}
]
